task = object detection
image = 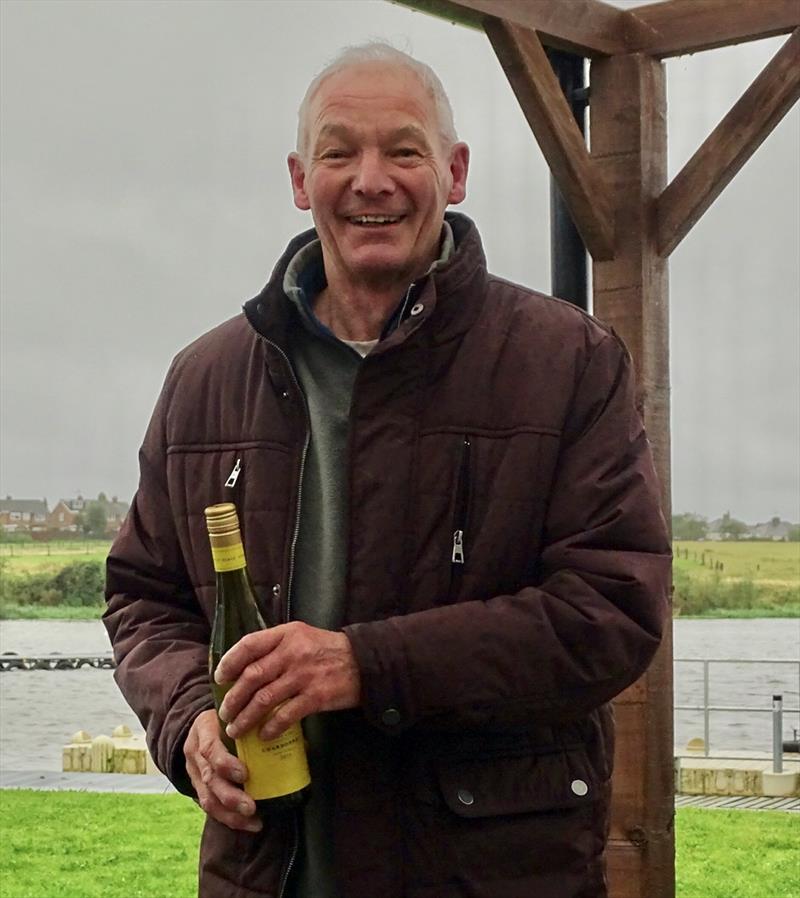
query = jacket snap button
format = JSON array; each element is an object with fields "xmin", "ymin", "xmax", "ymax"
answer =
[
  {"xmin": 272, "ymin": 584, "xmax": 281, "ymax": 598},
  {"xmin": 410, "ymin": 303, "xmax": 424, "ymax": 316},
  {"xmin": 570, "ymin": 779, "xmax": 589, "ymax": 797},
  {"xmin": 381, "ymin": 708, "xmax": 401, "ymax": 726},
  {"xmin": 457, "ymin": 789, "xmax": 474, "ymax": 806}
]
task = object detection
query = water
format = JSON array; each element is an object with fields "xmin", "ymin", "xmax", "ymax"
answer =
[
  {"xmin": 0, "ymin": 620, "xmax": 141, "ymax": 771},
  {"xmin": 673, "ymin": 617, "xmax": 800, "ymax": 755},
  {"xmin": 0, "ymin": 618, "xmax": 798, "ymax": 771}
]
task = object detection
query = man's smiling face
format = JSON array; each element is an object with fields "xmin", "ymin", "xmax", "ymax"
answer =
[{"xmin": 288, "ymin": 63, "xmax": 469, "ymax": 292}]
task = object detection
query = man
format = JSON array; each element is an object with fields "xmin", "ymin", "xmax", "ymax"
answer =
[{"xmin": 105, "ymin": 43, "xmax": 670, "ymax": 898}]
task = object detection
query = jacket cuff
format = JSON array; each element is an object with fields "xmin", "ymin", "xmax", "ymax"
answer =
[{"xmin": 343, "ymin": 621, "xmax": 417, "ymax": 736}]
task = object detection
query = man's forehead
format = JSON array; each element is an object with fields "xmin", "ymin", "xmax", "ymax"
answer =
[{"xmin": 314, "ymin": 121, "xmax": 432, "ymax": 145}]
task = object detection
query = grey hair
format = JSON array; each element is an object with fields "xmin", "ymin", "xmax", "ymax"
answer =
[{"xmin": 295, "ymin": 42, "xmax": 458, "ymax": 157}]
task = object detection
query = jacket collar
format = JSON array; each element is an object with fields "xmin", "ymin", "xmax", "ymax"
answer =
[{"xmin": 243, "ymin": 211, "xmax": 488, "ymax": 352}]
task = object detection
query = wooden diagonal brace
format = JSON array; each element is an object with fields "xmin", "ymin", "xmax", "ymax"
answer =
[
  {"xmin": 485, "ymin": 18, "xmax": 615, "ymax": 261},
  {"xmin": 657, "ymin": 27, "xmax": 800, "ymax": 258}
]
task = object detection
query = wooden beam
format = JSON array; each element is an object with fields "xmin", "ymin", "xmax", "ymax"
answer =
[
  {"xmin": 485, "ymin": 18, "xmax": 615, "ymax": 261},
  {"xmin": 590, "ymin": 50, "xmax": 674, "ymax": 898},
  {"xmin": 626, "ymin": 0, "xmax": 800, "ymax": 58},
  {"xmin": 657, "ymin": 28, "xmax": 800, "ymax": 257},
  {"xmin": 389, "ymin": 0, "xmax": 633, "ymax": 57}
]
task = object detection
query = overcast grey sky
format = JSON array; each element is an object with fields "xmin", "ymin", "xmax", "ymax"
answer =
[{"xmin": 1, "ymin": 0, "xmax": 798, "ymax": 523}]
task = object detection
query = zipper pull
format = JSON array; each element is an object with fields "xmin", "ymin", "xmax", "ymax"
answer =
[
  {"xmin": 452, "ymin": 529, "xmax": 465, "ymax": 564},
  {"xmin": 225, "ymin": 458, "xmax": 242, "ymax": 489}
]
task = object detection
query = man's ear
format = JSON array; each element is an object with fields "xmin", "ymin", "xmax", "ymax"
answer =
[
  {"xmin": 288, "ymin": 153, "xmax": 311, "ymax": 211},
  {"xmin": 447, "ymin": 143, "xmax": 470, "ymax": 205}
]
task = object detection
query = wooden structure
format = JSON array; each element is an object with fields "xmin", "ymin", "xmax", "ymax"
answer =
[{"xmin": 389, "ymin": 2, "xmax": 800, "ymax": 896}]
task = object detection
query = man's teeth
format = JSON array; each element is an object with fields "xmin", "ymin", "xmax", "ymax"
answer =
[{"xmin": 350, "ymin": 215, "xmax": 401, "ymax": 224}]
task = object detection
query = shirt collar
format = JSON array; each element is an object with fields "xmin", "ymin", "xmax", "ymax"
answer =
[{"xmin": 282, "ymin": 221, "xmax": 455, "ymax": 345}]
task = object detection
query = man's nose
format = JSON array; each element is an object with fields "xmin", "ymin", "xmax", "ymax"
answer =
[{"xmin": 351, "ymin": 151, "xmax": 395, "ymax": 196}]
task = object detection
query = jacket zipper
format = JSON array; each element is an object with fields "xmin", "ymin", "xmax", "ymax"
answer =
[
  {"xmin": 277, "ymin": 810, "xmax": 300, "ymax": 898},
  {"xmin": 260, "ymin": 340, "xmax": 308, "ymax": 898},
  {"xmin": 449, "ymin": 435, "xmax": 471, "ymax": 599},
  {"xmin": 261, "ymin": 339, "xmax": 311, "ymax": 624}
]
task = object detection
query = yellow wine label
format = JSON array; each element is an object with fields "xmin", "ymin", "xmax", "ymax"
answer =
[
  {"xmin": 211, "ymin": 543, "xmax": 246, "ymax": 572},
  {"xmin": 237, "ymin": 722, "xmax": 310, "ymax": 800}
]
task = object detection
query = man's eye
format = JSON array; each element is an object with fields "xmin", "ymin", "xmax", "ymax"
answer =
[
  {"xmin": 321, "ymin": 150, "xmax": 348, "ymax": 160},
  {"xmin": 393, "ymin": 147, "xmax": 421, "ymax": 158}
]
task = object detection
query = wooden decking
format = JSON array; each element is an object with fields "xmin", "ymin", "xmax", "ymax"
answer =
[{"xmin": 675, "ymin": 792, "xmax": 800, "ymax": 812}]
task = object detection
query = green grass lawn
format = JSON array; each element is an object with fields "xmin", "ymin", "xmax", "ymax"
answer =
[
  {"xmin": 0, "ymin": 791, "xmax": 797, "ymax": 897},
  {"xmin": 677, "ymin": 807, "xmax": 799, "ymax": 898},
  {"xmin": 0, "ymin": 791, "xmax": 203, "ymax": 898}
]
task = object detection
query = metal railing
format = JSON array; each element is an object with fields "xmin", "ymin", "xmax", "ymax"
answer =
[{"xmin": 675, "ymin": 657, "xmax": 800, "ymax": 759}]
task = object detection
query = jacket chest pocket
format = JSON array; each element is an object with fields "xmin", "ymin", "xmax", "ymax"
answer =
[
  {"xmin": 410, "ymin": 427, "xmax": 562, "ymax": 610},
  {"xmin": 448, "ymin": 435, "xmax": 473, "ymax": 601},
  {"xmin": 165, "ymin": 441, "xmax": 295, "ymax": 606}
]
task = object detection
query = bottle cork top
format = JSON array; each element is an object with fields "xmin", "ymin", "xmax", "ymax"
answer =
[{"xmin": 204, "ymin": 503, "xmax": 240, "ymax": 536}]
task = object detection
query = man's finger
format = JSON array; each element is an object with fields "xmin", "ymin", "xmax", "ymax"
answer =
[
  {"xmin": 206, "ymin": 771, "xmax": 256, "ymax": 817},
  {"xmin": 214, "ymin": 750, "xmax": 248, "ymax": 784},
  {"xmin": 258, "ymin": 694, "xmax": 313, "ymax": 742},
  {"xmin": 218, "ymin": 651, "xmax": 285, "ymax": 723},
  {"xmin": 187, "ymin": 709, "xmax": 248, "ymax": 785},
  {"xmin": 215, "ymin": 627, "xmax": 285, "ymax": 685},
  {"xmin": 199, "ymin": 789, "xmax": 263, "ymax": 833},
  {"xmin": 225, "ymin": 674, "xmax": 300, "ymax": 740}
]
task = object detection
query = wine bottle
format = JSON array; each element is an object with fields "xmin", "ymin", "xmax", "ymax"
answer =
[{"xmin": 204, "ymin": 502, "xmax": 310, "ymax": 813}]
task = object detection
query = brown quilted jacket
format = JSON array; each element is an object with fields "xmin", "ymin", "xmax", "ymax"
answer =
[{"xmin": 104, "ymin": 214, "xmax": 670, "ymax": 898}]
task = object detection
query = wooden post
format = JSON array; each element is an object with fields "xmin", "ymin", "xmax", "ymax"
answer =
[{"xmin": 590, "ymin": 52, "xmax": 674, "ymax": 898}]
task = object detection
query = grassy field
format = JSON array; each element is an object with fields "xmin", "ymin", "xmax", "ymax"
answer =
[
  {"xmin": 0, "ymin": 603, "xmax": 105, "ymax": 620},
  {"xmin": 0, "ymin": 791, "xmax": 796, "ymax": 898},
  {"xmin": 674, "ymin": 540, "xmax": 800, "ymax": 581},
  {"xmin": 0, "ymin": 541, "xmax": 111, "ymax": 575},
  {"xmin": 673, "ymin": 540, "xmax": 799, "ymax": 616},
  {"xmin": 1, "ymin": 540, "xmax": 798, "ymax": 619}
]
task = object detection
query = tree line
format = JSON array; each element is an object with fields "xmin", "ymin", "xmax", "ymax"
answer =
[{"xmin": 672, "ymin": 512, "xmax": 800, "ymax": 541}]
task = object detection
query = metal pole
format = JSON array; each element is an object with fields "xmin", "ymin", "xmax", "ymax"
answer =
[
  {"xmin": 547, "ymin": 49, "xmax": 588, "ymax": 310},
  {"xmin": 703, "ymin": 662, "xmax": 710, "ymax": 757},
  {"xmin": 773, "ymin": 694, "xmax": 783, "ymax": 773}
]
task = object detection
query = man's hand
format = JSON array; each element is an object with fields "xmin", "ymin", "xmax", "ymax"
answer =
[
  {"xmin": 215, "ymin": 622, "xmax": 361, "ymax": 742},
  {"xmin": 183, "ymin": 708, "xmax": 262, "ymax": 833}
]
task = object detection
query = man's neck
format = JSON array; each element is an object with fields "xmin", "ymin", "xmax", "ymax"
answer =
[{"xmin": 313, "ymin": 278, "xmax": 412, "ymax": 342}]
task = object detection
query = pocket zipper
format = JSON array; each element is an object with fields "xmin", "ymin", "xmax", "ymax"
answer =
[
  {"xmin": 449, "ymin": 436, "xmax": 471, "ymax": 596},
  {"xmin": 452, "ymin": 530, "xmax": 465, "ymax": 564},
  {"xmin": 225, "ymin": 458, "xmax": 242, "ymax": 489}
]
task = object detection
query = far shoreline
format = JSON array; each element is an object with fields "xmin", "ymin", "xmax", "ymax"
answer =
[{"xmin": 1, "ymin": 604, "xmax": 798, "ymax": 622}]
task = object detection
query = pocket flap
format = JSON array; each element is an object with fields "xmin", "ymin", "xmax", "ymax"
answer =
[{"xmin": 436, "ymin": 747, "xmax": 604, "ymax": 818}]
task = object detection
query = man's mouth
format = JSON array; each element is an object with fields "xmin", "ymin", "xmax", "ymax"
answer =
[{"xmin": 347, "ymin": 214, "xmax": 404, "ymax": 227}]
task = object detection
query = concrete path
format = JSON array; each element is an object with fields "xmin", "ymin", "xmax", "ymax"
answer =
[
  {"xmin": 0, "ymin": 769, "xmax": 176, "ymax": 794},
  {"xmin": 1, "ymin": 769, "xmax": 798, "ymax": 811}
]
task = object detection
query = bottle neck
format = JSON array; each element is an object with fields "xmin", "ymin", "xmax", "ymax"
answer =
[{"xmin": 208, "ymin": 531, "xmax": 246, "ymax": 573}]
